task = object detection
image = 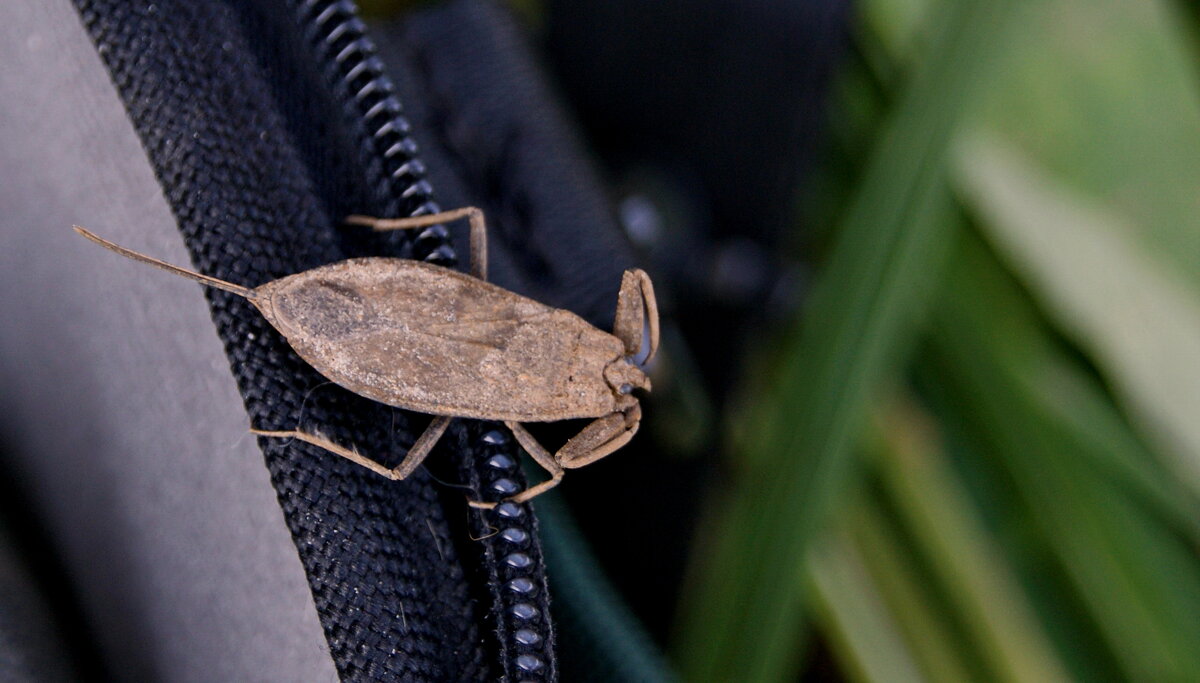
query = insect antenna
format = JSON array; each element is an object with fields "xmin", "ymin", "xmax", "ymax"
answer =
[{"xmin": 73, "ymin": 226, "xmax": 256, "ymax": 300}]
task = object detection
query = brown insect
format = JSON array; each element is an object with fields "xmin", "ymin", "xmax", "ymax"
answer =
[{"xmin": 74, "ymin": 208, "xmax": 658, "ymax": 507}]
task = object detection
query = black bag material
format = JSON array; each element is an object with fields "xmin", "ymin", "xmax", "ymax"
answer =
[{"xmin": 61, "ymin": 0, "xmax": 657, "ymax": 677}]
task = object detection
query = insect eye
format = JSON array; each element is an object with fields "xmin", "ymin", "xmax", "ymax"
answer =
[{"xmin": 619, "ymin": 383, "xmax": 633, "ymax": 395}]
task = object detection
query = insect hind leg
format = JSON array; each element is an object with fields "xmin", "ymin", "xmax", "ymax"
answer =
[
  {"xmin": 345, "ymin": 207, "xmax": 488, "ymax": 281},
  {"xmin": 252, "ymin": 415, "xmax": 453, "ymax": 481}
]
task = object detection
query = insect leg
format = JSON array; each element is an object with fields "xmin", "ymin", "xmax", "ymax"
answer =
[
  {"xmin": 467, "ymin": 421, "xmax": 565, "ymax": 508},
  {"xmin": 611, "ymin": 268, "xmax": 660, "ymax": 363},
  {"xmin": 504, "ymin": 421, "xmax": 565, "ymax": 484},
  {"xmin": 251, "ymin": 428, "xmax": 400, "ymax": 478},
  {"xmin": 251, "ymin": 415, "xmax": 452, "ymax": 481},
  {"xmin": 557, "ymin": 404, "xmax": 642, "ymax": 470},
  {"xmin": 345, "ymin": 207, "xmax": 488, "ymax": 281},
  {"xmin": 390, "ymin": 416, "xmax": 454, "ymax": 479}
]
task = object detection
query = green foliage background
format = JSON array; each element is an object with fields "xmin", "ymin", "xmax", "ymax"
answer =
[{"xmin": 669, "ymin": 0, "xmax": 1200, "ymax": 680}]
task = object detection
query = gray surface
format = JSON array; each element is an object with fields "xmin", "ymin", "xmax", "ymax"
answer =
[{"xmin": 0, "ymin": 2, "xmax": 338, "ymax": 680}]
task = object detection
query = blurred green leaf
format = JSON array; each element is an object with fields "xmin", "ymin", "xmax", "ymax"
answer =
[
  {"xmin": 806, "ymin": 527, "xmax": 925, "ymax": 683},
  {"xmin": 670, "ymin": 0, "xmax": 1200, "ymax": 678},
  {"xmin": 927, "ymin": 237, "xmax": 1200, "ymax": 680},
  {"xmin": 1029, "ymin": 361, "xmax": 1200, "ymax": 542},
  {"xmin": 957, "ymin": 135, "xmax": 1200, "ymax": 497},
  {"xmin": 671, "ymin": 2, "xmax": 1025, "ymax": 680},
  {"xmin": 975, "ymin": 0, "xmax": 1200, "ymax": 288},
  {"xmin": 869, "ymin": 400, "xmax": 1070, "ymax": 683},
  {"xmin": 847, "ymin": 496, "xmax": 978, "ymax": 683},
  {"xmin": 859, "ymin": 0, "xmax": 937, "ymax": 63}
]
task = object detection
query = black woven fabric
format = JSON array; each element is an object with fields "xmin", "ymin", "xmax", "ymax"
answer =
[{"xmin": 71, "ymin": 1, "xmax": 556, "ymax": 679}]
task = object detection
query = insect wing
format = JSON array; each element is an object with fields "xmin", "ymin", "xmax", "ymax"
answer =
[{"xmin": 257, "ymin": 259, "xmax": 622, "ymax": 421}]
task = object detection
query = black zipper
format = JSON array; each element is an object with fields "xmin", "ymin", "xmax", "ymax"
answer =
[
  {"xmin": 293, "ymin": 0, "xmax": 446, "ymax": 258},
  {"xmin": 289, "ymin": 2, "xmax": 556, "ymax": 679}
]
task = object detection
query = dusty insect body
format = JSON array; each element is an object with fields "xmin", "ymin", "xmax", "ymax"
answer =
[{"xmin": 74, "ymin": 207, "xmax": 658, "ymax": 507}]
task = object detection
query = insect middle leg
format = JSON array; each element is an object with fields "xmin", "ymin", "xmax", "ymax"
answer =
[
  {"xmin": 467, "ymin": 407, "xmax": 643, "ymax": 508},
  {"xmin": 476, "ymin": 421, "xmax": 566, "ymax": 509},
  {"xmin": 345, "ymin": 207, "xmax": 488, "ymax": 281},
  {"xmin": 252, "ymin": 415, "xmax": 453, "ymax": 481}
]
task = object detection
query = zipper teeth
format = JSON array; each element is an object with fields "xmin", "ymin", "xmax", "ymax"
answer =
[
  {"xmin": 295, "ymin": 0, "xmax": 448, "ymax": 261},
  {"xmin": 291, "ymin": 1, "xmax": 553, "ymax": 679}
]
